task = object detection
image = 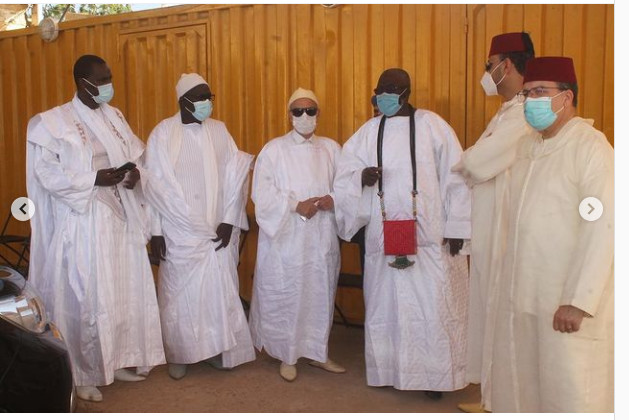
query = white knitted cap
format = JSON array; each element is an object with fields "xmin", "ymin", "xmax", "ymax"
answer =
[
  {"xmin": 287, "ymin": 87, "xmax": 319, "ymax": 110},
  {"xmin": 176, "ymin": 73, "xmax": 208, "ymax": 99}
]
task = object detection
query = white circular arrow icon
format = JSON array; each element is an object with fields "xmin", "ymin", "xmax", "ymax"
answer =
[
  {"xmin": 579, "ymin": 197, "xmax": 603, "ymax": 222},
  {"xmin": 11, "ymin": 197, "xmax": 36, "ymax": 222}
]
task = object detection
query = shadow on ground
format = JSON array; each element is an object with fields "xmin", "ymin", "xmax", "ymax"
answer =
[{"xmin": 77, "ymin": 325, "xmax": 480, "ymax": 412}]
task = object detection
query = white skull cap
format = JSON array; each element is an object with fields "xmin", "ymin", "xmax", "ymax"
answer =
[
  {"xmin": 287, "ymin": 87, "xmax": 319, "ymax": 110},
  {"xmin": 176, "ymin": 73, "xmax": 208, "ymax": 99}
]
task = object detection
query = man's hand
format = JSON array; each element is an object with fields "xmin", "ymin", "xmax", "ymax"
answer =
[
  {"xmin": 296, "ymin": 198, "xmax": 320, "ymax": 219},
  {"xmin": 95, "ymin": 168, "xmax": 126, "ymax": 186},
  {"xmin": 123, "ymin": 167, "xmax": 141, "ymax": 190},
  {"xmin": 443, "ymin": 238, "xmax": 464, "ymax": 256},
  {"xmin": 212, "ymin": 223, "xmax": 234, "ymax": 251},
  {"xmin": 361, "ymin": 167, "xmax": 381, "ymax": 187},
  {"xmin": 553, "ymin": 305, "xmax": 588, "ymax": 333},
  {"xmin": 315, "ymin": 195, "xmax": 334, "ymax": 211},
  {"xmin": 150, "ymin": 235, "xmax": 167, "ymax": 261}
]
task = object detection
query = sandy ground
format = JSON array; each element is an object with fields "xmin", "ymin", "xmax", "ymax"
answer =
[{"xmin": 76, "ymin": 325, "xmax": 480, "ymax": 413}]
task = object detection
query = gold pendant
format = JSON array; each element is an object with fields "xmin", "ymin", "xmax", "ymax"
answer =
[{"xmin": 388, "ymin": 255, "xmax": 415, "ymax": 269}]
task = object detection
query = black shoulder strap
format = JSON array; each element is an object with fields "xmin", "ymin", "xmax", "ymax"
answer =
[
  {"xmin": 376, "ymin": 115, "xmax": 386, "ymax": 193},
  {"xmin": 409, "ymin": 106, "xmax": 417, "ymax": 193}
]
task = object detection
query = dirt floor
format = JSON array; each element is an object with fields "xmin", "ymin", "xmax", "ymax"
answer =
[{"xmin": 76, "ymin": 324, "xmax": 480, "ymax": 413}]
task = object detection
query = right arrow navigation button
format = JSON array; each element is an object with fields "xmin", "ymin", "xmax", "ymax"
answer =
[{"xmin": 579, "ymin": 197, "xmax": 603, "ymax": 222}]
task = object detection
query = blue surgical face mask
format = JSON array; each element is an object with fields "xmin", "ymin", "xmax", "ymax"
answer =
[
  {"xmin": 376, "ymin": 88, "xmax": 407, "ymax": 117},
  {"xmin": 524, "ymin": 91, "xmax": 565, "ymax": 131},
  {"xmin": 82, "ymin": 78, "xmax": 114, "ymax": 104},
  {"xmin": 185, "ymin": 97, "xmax": 213, "ymax": 121}
]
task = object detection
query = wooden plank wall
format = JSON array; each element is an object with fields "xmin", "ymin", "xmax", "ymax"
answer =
[{"xmin": 0, "ymin": 4, "xmax": 614, "ymax": 323}]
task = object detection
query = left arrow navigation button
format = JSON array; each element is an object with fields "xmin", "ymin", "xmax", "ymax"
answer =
[{"xmin": 11, "ymin": 197, "xmax": 35, "ymax": 222}]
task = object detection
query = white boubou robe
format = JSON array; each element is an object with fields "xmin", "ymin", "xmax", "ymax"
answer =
[
  {"xmin": 334, "ymin": 109, "xmax": 472, "ymax": 391},
  {"xmin": 26, "ymin": 95, "xmax": 165, "ymax": 387},
  {"xmin": 491, "ymin": 117, "xmax": 614, "ymax": 413},
  {"xmin": 453, "ymin": 96, "xmax": 533, "ymax": 409},
  {"xmin": 144, "ymin": 114, "xmax": 255, "ymax": 367},
  {"xmin": 249, "ymin": 131, "xmax": 341, "ymax": 365}
]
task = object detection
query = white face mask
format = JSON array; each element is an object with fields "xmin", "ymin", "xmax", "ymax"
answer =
[
  {"xmin": 480, "ymin": 60, "xmax": 506, "ymax": 96},
  {"xmin": 292, "ymin": 114, "xmax": 317, "ymax": 136}
]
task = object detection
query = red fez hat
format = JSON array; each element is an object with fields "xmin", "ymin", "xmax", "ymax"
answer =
[
  {"xmin": 523, "ymin": 57, "xmax": 577, "ymax": 84},
  {"xmin": 488, "ymin": 32, "xmax": 528, "ymax": 56}
]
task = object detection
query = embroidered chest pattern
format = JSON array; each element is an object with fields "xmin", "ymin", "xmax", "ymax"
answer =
[
  {"xmin": 74, "ymin": 121, "xmax": 88, "ymax": 145},
  {"xmin": 107, "ymin": 119, "xmax": 127, "ymax": 146}
]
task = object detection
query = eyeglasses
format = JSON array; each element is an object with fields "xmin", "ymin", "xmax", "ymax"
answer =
[
  {"xmin": 185, "ymin": 93, "xmax": 215, "ymax": 102},
  {"xmin": 374, "ymin": 84, "xmax": 407, "ymax": 95},
  {"xmin": 518, "ymin": 86, "xmax": 564, "ymax": 99},
  {"xmin": 290, "ymin": 107, "xmax": 318, "ymax": 117}
]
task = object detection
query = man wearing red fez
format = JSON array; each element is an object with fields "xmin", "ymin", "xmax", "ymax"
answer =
[
  {"xmin": 453, "ymin": 32, "xmax": 535, "ymax": 413},
  {"xmin": 491, "ymin": 56, "xmax": 614, "ymax": 412}
]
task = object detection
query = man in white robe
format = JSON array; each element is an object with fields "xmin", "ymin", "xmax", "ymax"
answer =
[
  {"xmin": 453, "ymin": 32, "xmax": 535, "ymax": 413},
  {"xmin": 26, "ymin": 55, "xmax": 165, "ymax": 402},
  {"xmin": 334, "ymin": 69, "xmax": 471, "ymax": 399},
  {"xmin": 491, "ymin": 57, "xmax": 614, "ymax": 412},
  {"xmin": 249, "ymin": 88, "xmax": 345, "ymax": 382},
  {"xmin": 145, "ymin": 73, "xmax": 255, "ymax": 380}
]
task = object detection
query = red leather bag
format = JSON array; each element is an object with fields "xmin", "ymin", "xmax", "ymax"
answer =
[{"xmin": 383, "ymin": 219, "xmax": 417, "ymax": 256}]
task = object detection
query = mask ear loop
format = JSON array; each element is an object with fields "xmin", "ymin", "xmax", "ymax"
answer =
[
  {"xmin": 82, "ymin": 77, "xmax": 100, "ymax": 99},
  {"xmin": 552, "ymin": 91, "xmax": 567, "ymax": 116},
  {"xmin": 491, "ymin": 60, "xmax": 507, "ymax": 87},
  {"xmin": 183, "ymin": 96, "xmax": 195, "ymax": 114},
  {"xmin": 398, "ymin": 87, "xmax": 408, "ymax": 104}
]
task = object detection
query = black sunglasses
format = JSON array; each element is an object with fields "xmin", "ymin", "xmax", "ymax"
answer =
[{"xmin": 290, "ymin": 107, "xmax": 318, "ymax": 117}]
